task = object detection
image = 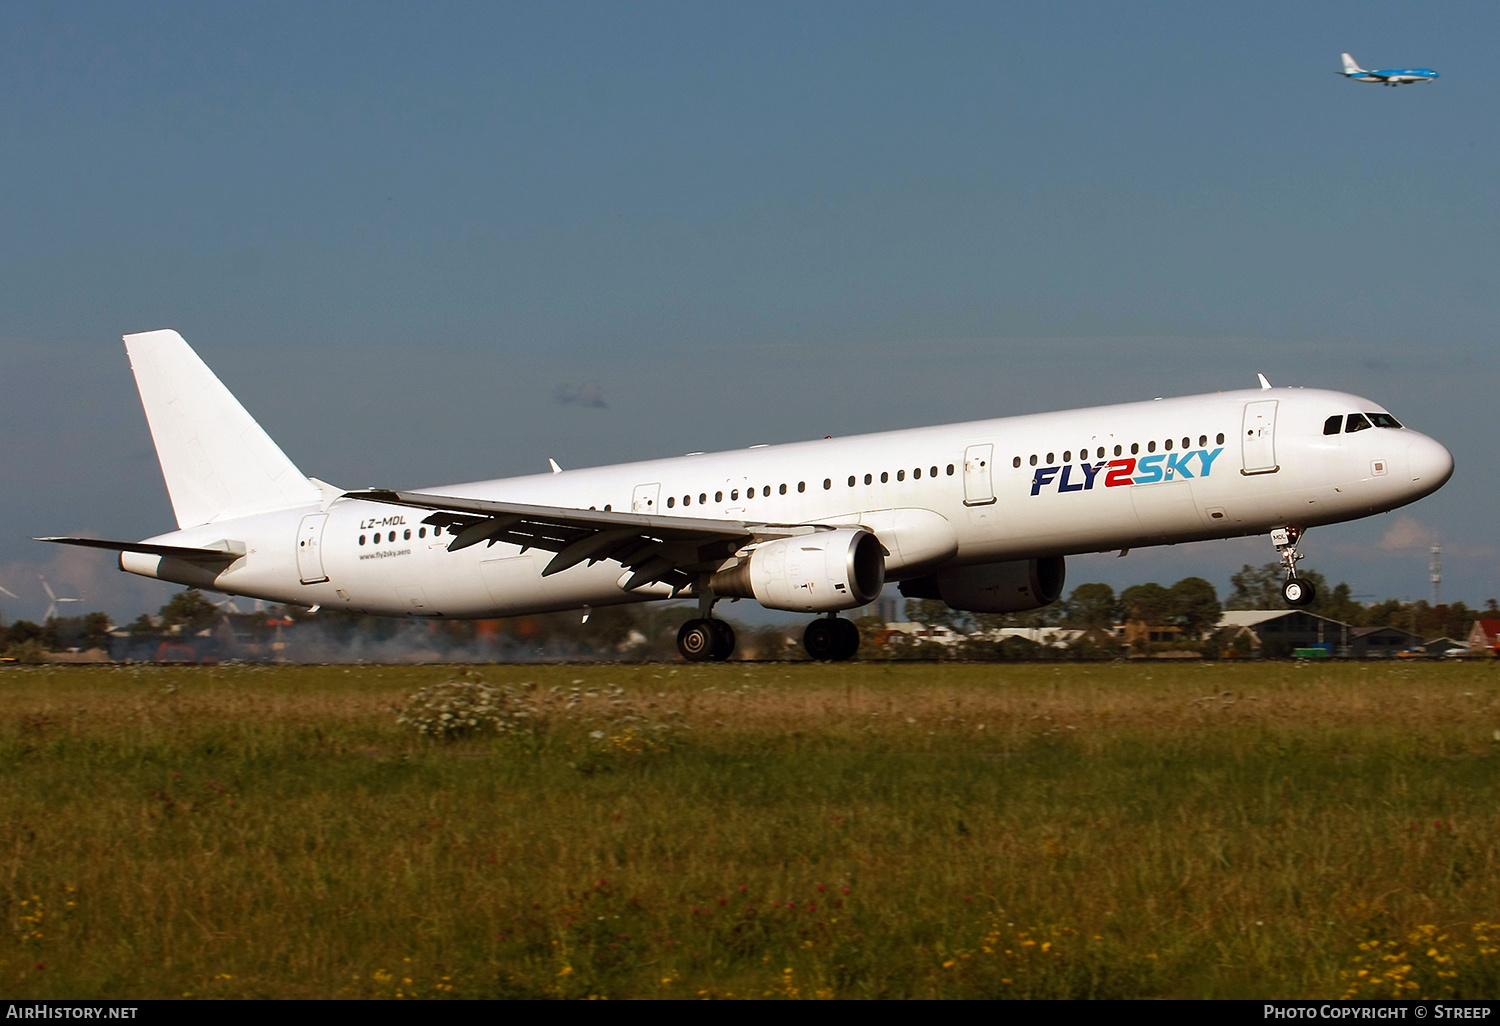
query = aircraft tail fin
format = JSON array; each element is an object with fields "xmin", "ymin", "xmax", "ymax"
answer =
[
  {"xmin": 124, "ymin": 330, "xmax": 321, "ymax": 528},
  {"xmin": 1341, "ymin": 52, "xmax": 1364, "ymax": 75}
]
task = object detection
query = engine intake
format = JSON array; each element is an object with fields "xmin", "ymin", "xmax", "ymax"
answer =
[
  {"xmin": 710, "ymin": 528, "xmax": 885, "ymax": 613},
  {"xmin": 898, "ymin": 556, "xmax": 1066, "ymax": 614}
]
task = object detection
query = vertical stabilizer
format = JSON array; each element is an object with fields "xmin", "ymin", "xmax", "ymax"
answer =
[
  {"xmin": 1341, "ymin": 53, "xmax": 1364, "ymax": 75},
  {"xmin": 124, "ymin": 329, "xmax": 321, "ymax": 528}
]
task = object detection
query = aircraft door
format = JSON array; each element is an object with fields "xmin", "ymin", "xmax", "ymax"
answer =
[
  {"xmin": 1241, "ymin": 401, "xmax": 1279, "ymax": 475},
  {"xmin": 296, "ymin": 513, "xmax": 330, "ymax": 584},
  {"xmin": 632, "ymin": 483, "xmax": 661, "ymax": 514},
  {"xmin": 963, "ymin": 444, "xmax": 996, "ymax": 506}
]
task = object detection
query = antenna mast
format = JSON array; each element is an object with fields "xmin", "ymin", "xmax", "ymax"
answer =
[{"xmin": 1430, "ymin": 537, "xmax": 1442, "ymax": 607}]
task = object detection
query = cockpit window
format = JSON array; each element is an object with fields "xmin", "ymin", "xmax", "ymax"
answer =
[
  {"xmin": 1368, "ymin": 412, "xmax": 1403, "ymax": 428},
  {"xmin": 1323, "ymin": 415, "xmax": 1342, "ymax": 435},
  {"xmin": 1346, "ymin": 413, "xmax": 1372, "ymax": 433}
]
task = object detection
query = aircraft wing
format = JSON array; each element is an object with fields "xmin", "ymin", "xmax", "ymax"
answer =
[{"xmin": 348, "ymin": 489, "xmax": 820, "ymax": 592}]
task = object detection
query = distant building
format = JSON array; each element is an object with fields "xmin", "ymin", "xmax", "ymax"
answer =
[
  {"xmin": 880, "ymin": 621, "xmax": 963, "ymax": 646},
  {"xmin": 1467, "ymin": 620, "xmax": 1500, "ymax": 653},
  {"xmin": 1347, "ymin": 625, "xmax": 1422, "ymax": 658},
  {"xmin": 1217, "ymin": 610, "xmax": 1351, "ymax": 658}
]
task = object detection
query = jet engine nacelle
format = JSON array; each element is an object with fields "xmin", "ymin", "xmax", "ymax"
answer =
[
  {"xmin": 710, "ymin": 528, "xmax": 885, "ymax": 613},
  {"xmin": 898, "ymin": 556, "xmax": 1066, "ymax": 614}
]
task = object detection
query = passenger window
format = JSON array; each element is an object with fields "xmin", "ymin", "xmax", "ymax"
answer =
[
  {"xmin": 667, "ymin": 497, "xmax": 675, "ymax": 508},
  {"xmin": 930, "ymin": 466, "xmax": 938, "ymax": 477},
  {"xmin": 404, "ymin": 529, "xmax": 411, "ymax": 540},
  {"xmin": 1063, "ymin": 451, "xmax": 1072, "ymax": 462},
  {"xmin": 1164, "ymin": 438, "xmax": 1172, "ymax": 451},
  {"xmin": 715, "ymin": 492, "xmax": 723, "ymax": 502},
  {"xmin": 1324, "ymin": 415, "xmax": 1341, "ymax": 435},
  {"xmin": 372, "ymin": 533, "xmax": 380, "ymax": 545},
  {"xmin": 881, "ymin": 472, "xmax": 889, "ymax": 483},
  {"xmin": 779, "ymin": 484, "xmax": 787, "ymax": 495},
  {"xmin": 914, "ymin": 468, "xmax": 922, "ymax": 479},
  {"xmin": 419, "ymin": 528, "xmax": 426, "ymax": 539},
  {"xmin": 700, "ymin": 493, "xmax": 707, "ymax": 504},
  {"xmin": 1013, "ymin": 456, "xmax": 1021, "ymax": 468},
  {"xmin": 684, "ymin": 495, "xmax": 691, "ymax": 506},
  {"xmin": 1346, "ymin": 413, "xmax": 1372, "ymax": 433},
  {"xmin": 1198, "ymin": 435, "xmax": 1207, "ymax": 447},
  {"xmin": 1028, "ymin": 456, "xmax": 1036, "ymax": 467},
  {"xmin": 946, "ymin": 464, "xmax": 954, "ymax": 475},
  {"xmin": 388, "ymin": 531, "xmax": 395, "ymax": 542},
  {"xmin": 1148, "ymin": 441, "xmax": 1156, "ymax": 453},
  {"xmin": 1114, "ymin": 445, "xmax": 1122, "ymax": 456},
  {"xmin": 434, "ymin": 526, "xmax": 443, "ymax": 536},
  {"xmin": 1097, "ymin": 447, "xmax": 1105, "ymax": 459},
  {"xmin": 864, "ymin": 473, "xmax": 872, "ymax": 485},
  {"xmin": 359, "ymin": 535, "xmax": 366, "ymax": 546},
  {"xmin": 731, "ymin": 490, "xmax": 739, "ymax": 500},
  {"xmin": 897, "ymin": 469, "xmax": 906, "ymax": 480},
  {"xmin": 823, "ymin": 479, "xmax": 831, "ymax": 490},
  {"xmin": 1216, "ymin": 433, "xmax": 1225, "ymax": 445},
  {"xmin": 1046, "ymin": 453, "xmax": 1054, "ymax": 464},
  {"xmin": 1130, "ymin": 443, "xmax": 1139, "ymax": 455},
  {"xmin": 848, "ymin": 476, "xmax": 856, "ymax": 487},
  {"xmin": 797, "ymin": 482, "xmax": 805, "ymax": 493},
  {"xmin": 763, "ymin": 486, "xmax": 770, "ymax": 497},
  {"xmin": 1182, "ymin": 437, "xmax": 1190, "ymax": 449}
]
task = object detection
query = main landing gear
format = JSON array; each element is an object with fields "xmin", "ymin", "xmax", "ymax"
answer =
[
  {"xmin": 1273, "ymin": 526, "xmax": 1317, "ymax": 608},
  {"xmin": 677, "ymin": 617, "xmax": 736, "ymax": 662},
  {"xmin": 803, "ymin": 614, "xmax": 860, "ymax": 662}
]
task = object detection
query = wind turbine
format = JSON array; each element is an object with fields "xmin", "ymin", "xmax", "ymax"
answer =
[{"xmin": 40, "ymin": 576, "xmax": 82, "ymax": 621}]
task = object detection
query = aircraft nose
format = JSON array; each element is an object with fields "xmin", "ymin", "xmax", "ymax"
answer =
[{"xmin": 1405, "ymin": 433, "xmax": 1454, "ymax": 496}]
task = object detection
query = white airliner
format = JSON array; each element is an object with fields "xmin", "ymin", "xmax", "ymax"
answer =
[
  {"xmin": 43, "ymin": 331, "xmax": 1454, "ymax": 661},
  {"xmin": 1339, "ymin": 52, "xmax": 1439, "ymax": 86}
]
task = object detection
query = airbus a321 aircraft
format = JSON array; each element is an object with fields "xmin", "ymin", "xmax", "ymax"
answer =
[
  {"xmin": 43, "ymin": 331, "xmax": 1454, "ymax": 662},
  {"xmin": 1339, "ymin": 52, "xmax": 1440, "ymax": 86}
]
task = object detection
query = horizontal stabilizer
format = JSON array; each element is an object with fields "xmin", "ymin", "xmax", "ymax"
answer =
[{"xmin": 37, "ymin": 536, "xmax": 246, "ymax": 564}]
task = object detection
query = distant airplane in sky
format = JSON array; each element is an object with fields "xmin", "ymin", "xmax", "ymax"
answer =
[
  {"xmin": 1340, "ymin": 53, "xmax": 1439, "ymax": 86},
  {"xmin": 41, "ymin": 331, "xmax": 1453, "ymax": 662}
]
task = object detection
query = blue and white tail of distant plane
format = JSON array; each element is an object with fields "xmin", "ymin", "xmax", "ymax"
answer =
[{"xmin": 1340, "ymin": 52, "xmax": 1439, "ymax": 86}]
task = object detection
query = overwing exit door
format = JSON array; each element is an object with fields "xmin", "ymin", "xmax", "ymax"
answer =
[{"xmin": 632, "ymin": 483, "xmax": 661, "ymax": 514}]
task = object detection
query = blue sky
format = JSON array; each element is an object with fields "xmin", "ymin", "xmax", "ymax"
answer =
[{"xmin": 2, "ymin": 1, "xmax": 1495, "ymax": 622}]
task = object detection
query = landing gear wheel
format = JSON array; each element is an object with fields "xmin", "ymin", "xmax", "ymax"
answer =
[
  {"xmin": 710, "ymin": 619, "xmax": 736, "ymax": 661},
  {"xmin": 803, "ymin": 617, "xmax": 859, "ymax": 661},
  {"xmin": 803, "ymin": 618, "xmax": 839, "ymax": 661},
  {"xmin": 1282, "ymin": 578, "xmax": 1316, "ymax": 607},
  {"xmin": 832, "ymin": 617, "xmax": 861, "ymax": 661},
  {"xmin": 677, "ymin": 619, "xmax": 716, "ymax": 662}
]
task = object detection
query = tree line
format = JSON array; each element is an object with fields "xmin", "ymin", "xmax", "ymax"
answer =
[{"xmin": 2, "ymin": 560, "xmax": 1495, "ymax": 662}]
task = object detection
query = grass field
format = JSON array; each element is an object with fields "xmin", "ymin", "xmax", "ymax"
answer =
[{"xmin": 3, "ymin": 660, "xmax": 1499, "ymax": 999}]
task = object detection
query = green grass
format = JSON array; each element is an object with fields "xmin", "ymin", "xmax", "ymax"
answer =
[{"xmin": 2, "ymin": 660, "xmax": 1499, "ymax": 998}]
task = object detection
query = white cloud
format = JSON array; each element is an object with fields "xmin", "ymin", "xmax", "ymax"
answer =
[{"xmin": 1377, "ymin": 516, "xmax": 1434, "ymax": 553}]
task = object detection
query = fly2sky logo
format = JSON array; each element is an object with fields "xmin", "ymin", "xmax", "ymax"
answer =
[{"xmin": 1030, "ymin": 448, "xmax": 1224, "ymax": 495}]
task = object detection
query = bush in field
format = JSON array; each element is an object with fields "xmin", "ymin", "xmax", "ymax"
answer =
[
  {"xmin": 396, "ymin": 673, "xmax": 680, "ymax": 742},
  {"xmin": 396, "ymin": 676, "xmax": 541, "ymax": 740}
]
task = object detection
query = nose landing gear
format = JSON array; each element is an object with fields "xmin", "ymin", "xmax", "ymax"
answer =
[
  {"xmin": 803, "ymin": 614, "xmax": 860, "ymax": 661},
  {"xmin": 1273, "ymin": 526, "xmax": 1316, "ymax": 607}
]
